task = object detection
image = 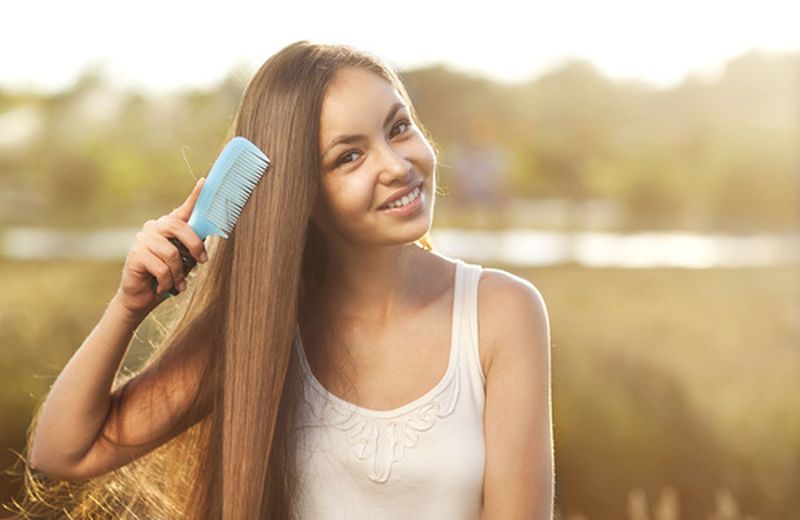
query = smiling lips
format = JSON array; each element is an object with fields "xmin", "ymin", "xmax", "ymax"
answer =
[
  {"xmin": 379, "ymin": 185, "xmax": 421, "ymax": 210},
  {"xmin": 378, "ymin": 181, "xmax": 423, "ymax": 210}
]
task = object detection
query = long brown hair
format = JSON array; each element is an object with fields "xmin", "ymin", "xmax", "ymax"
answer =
[{"xmin": 6, "ymin": 41, "xmax": 437, "ymax": 519}]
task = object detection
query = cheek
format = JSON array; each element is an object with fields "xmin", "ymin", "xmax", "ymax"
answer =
[
  {"xmin": 326, "ymin": 179, "xmax": 374, "ymax": 220},
  {"xmin": 425, "ymin": 144, "xmax": 436, "ymax": 173},
  {"xmin": 414, "ymin": 136, "xmax": 436, "ymax": 174}
]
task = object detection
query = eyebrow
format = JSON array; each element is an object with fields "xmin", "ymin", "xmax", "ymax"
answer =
[{"xmin": 322, "ymin": 102, "xmax": 406, "ymax": 158}]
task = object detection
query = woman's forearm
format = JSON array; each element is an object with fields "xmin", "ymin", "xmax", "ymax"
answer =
[{"xmin": 29, "ymin": 292, "xmax": 147, "ymax": 473}]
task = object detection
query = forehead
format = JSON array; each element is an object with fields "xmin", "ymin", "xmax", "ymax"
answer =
[{"xmin": 320, "ymin": 68, "xmax": 404, "ymax": 139}]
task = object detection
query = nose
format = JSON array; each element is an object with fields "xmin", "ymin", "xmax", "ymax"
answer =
[{"xmin": 376, "ymin": 140, "xmax": 412, "ymax": 184}]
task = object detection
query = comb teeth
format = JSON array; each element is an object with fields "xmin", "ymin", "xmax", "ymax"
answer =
[
  {"xmin": 188, "ymin": 137, "xmax": 271, "ymax": 240},
  {"xmin": 207, "ymin": 151, "xmax": 269, "ymax": 237}
]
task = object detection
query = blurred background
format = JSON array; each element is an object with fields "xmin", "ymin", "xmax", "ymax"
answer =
[{"xmin": 1, "ymin": 1, "xmax": 798, "ymax": 518}]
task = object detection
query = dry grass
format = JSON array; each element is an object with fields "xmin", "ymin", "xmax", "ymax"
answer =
[{"xmin": 1, "ymin": 258, "xmax": 798, "ymax": 518}]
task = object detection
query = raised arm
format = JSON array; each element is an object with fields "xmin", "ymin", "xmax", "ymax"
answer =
[
  {"xmin": 29, "ymin": 296, "xmax": 215, "ymax": 481},
  {"xmin": 29, "ymin": 178, "xmax": 213, "ymax": 481}
]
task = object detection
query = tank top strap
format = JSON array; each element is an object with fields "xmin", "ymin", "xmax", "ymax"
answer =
[{"xmin": 454, "ymin": 259, "xmax": 486, "ymax": 388}]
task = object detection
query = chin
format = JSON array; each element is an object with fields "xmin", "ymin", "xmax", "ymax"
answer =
[
  {"xmin": 376, "ymin": 217, "xmax": 431, "ymax": 246},
  {"xmin": 403, "ymin": 218, "xmax": 433, "ymax": 244},
  {"xmin": 371, "ymin": 189, "xmax": 434, "ymax": 242}
]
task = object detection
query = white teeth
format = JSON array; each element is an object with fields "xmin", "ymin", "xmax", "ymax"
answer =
[{"xmin": 386, "ymin": 186, "xmax": 420, "ymax": 209}]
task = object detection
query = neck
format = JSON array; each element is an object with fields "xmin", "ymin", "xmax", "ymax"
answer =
[{"xmin": 319, "ymin": 242, "xmax": 425, "ymax": 327}]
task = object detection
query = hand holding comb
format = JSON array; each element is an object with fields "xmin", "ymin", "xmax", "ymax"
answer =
[{"xmin": 153, "ymin": 136, "xmax": 271, "ymax": 297}]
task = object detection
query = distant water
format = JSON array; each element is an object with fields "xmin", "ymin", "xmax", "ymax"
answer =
[
  {"xmin": 432, "ymin": 229, "xmax": 800, "ymax": 268},
  {"xmin": 2, "ymin": 227, "xmax": 799, "ymax": 268}
]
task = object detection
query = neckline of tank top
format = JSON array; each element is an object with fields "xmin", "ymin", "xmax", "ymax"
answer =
[{"xmin": 293, "ymin": 258, "xmax": 467, "ymax": 419}]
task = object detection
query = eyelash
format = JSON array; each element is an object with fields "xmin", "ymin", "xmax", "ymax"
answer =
[{"xmin": 335, "ymin": 119, "xmax": 412, "ymax": 167}]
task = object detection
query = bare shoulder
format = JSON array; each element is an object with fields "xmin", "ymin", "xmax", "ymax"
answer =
[{"xmin": 477, "ymin": 267, "xmax": 551, "ymax": 377}]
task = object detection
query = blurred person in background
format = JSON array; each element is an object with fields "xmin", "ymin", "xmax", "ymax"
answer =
[{"xmin": 452, "ymin": 115, "xmax": 511, "ymax": 227}]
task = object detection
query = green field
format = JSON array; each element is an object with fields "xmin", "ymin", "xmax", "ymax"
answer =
[{"xmin": 1, "ymin": 258, "xmax": 798, "ymax": 519}]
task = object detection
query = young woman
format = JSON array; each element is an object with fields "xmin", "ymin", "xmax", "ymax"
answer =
[{"xmin": 22, "ymin": 40, "xmax": 553, "ymax": 519}]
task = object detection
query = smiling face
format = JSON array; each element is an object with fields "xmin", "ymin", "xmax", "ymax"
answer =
[{"xmin": 312, "ymin": 67, "xmax": 436, "ymax": 249}]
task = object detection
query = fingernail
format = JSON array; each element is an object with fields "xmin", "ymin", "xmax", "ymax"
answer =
[
  {"xmin": 179, "ymin": 280, "xmax": 187, "ymax": 292},
  {"xmin": 200, "ymin": 251, "xmax": 208, "ymax": 263}
]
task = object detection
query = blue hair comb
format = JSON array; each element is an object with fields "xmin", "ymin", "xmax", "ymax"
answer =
[{"xmin": 155, "ymin": 136, "xmax": 270, "ymax": 297}]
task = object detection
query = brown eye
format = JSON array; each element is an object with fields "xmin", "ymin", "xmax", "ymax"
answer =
[
  {"xmin": 391, "ymin": 119, "xmax": 411, "ymax": 138},
  {"xmin": 336, "ymin": 150, "xmax": 360, "ymax": 166}
]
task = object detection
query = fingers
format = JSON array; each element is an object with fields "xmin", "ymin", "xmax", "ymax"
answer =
[
  {"xmin": 148, "ymin": 215, "xmax": 208, "ymax": 266},
  {"xmin": 170, "ymin": 177, "xmax": 206, "ymax": 222},
  {"xmin": 147, "ymin": 234, "xmax": 187, "ymax": 292},
  {"xmin": 140, "ymin": 218, "xmax": 208, "ymax": 293},
  {"xmin": 129, "ymin": 178, "xmax": 209, "ymax": 296},
  {"xmin": 141, "ymin": 247, "xmax": 177, "ymax": 295}
]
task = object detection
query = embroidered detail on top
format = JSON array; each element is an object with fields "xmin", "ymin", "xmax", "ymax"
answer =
[{"xmin": 299, "ymin": 362, "xmax": 461, "ymax": 483}]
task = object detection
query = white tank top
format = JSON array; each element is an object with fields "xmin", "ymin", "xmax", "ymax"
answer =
[{"xmin": 291, "ymin": 258, "xmax": 486, "ymax": 519}]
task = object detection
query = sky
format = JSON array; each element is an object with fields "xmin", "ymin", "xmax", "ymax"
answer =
[{"xmin": 2, "ymin": 0, "xmax": 797, "ymax": 94}]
